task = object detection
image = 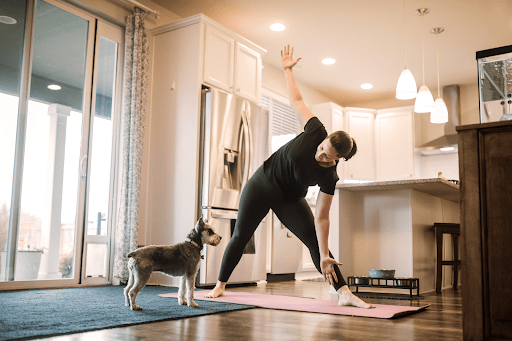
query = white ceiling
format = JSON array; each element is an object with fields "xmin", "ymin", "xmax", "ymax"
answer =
[{"xmin": 152, "ymin": 0, "xmax": 512, "ymax": 106}]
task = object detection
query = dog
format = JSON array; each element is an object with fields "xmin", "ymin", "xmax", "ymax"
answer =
[{"xmin": 124, "ymin": 217, "xmax": 221, "ymax": 310}]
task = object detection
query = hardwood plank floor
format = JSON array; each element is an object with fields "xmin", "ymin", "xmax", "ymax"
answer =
[{"xmin": 35, "ymin": 280, "xmax": 462, "ymax": 341}]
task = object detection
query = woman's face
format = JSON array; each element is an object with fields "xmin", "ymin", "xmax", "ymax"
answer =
[{"xmin": 315, "ymin": 138, "xmax": 340, "ymax": 163}]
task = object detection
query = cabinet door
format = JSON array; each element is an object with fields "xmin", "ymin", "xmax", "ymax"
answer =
[
  {"xmin": 375, "ymin": 111, "xmax": 414, "ymax": 180},
  {"xmin": 332, "ymin": 107, "xmax": 343, "ymax": 131},
  {"xmin": 234, "ymin": 42, "xmax": 261, "ymax": 103},
  {"xmin": 204, "ymin": 25, "xmax": 234, "ymax": 92},
  {"xmin": 346, "ymin": 112, "xmax": 375, "ymax": 181},
  {"xmin": 311, "ymin": 102, "xmax": 343, "ymax": 133}
]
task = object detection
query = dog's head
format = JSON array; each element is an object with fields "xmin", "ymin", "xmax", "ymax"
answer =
[{"xmin": 190, "ymin": 217, "xmax": 222, "ymax": 247}]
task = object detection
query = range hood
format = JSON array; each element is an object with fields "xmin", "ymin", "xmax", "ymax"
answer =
[{"xmin": 418, "ymin": 84, "xmax": 460, "ymax": 149}]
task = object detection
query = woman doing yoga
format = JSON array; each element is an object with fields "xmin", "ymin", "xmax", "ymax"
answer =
[{"xmin": 205, "ymin": 45, "xmax": 372, "ymax": 309}]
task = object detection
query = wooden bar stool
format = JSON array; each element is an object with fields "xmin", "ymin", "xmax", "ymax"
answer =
[{"xmin": 434, "ymin": 223, "xmax": 461, "ymax": 294}]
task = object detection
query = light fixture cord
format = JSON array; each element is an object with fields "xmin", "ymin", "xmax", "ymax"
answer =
[
  {"xmin": 436, "ymin": 32, "xmax": 441, "ymax": 97},
  {"xmin": 421, "ymin": 13, "xmax": 425, "ymax": 84},
  {"xmin": 403, "ymin": 0, "xmax": 407, "ymax": 67}
]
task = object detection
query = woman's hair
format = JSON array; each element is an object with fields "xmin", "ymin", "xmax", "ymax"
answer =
[{"xmin": 328, "ymin": 131, "xmax": 357, "ymax": 161}]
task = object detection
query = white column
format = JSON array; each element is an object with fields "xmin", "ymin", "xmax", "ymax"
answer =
[{"xmin": 38, "ymin": 104, "xmax": 71, "ymax": 280}]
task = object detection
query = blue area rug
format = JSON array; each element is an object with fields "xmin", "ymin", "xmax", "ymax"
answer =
[{"xmin": 0, "ymin": 285, "xmax": 254, "ymax": 341}]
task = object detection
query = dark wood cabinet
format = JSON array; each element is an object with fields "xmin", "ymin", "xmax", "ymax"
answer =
[{"xmin": 457, "ymin": 120, "xmax": 512, "ymax": 340}]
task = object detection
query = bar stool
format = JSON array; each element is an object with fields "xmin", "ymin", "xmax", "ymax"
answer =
[{"xmin": 434, "ymin": 223, "xmax": 461, "ymax": 294}]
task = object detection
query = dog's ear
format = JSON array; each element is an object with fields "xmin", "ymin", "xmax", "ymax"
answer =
[{"xmin": 198, "ymin": 217, "xmax": 204, "ymax": 228}]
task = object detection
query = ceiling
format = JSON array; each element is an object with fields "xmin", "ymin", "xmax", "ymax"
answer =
[{"xmin": 152, "ymin": 0, "xmax": 512, "ymax": 106}]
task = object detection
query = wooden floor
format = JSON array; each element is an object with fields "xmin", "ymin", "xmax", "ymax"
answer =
[{"xmin": 36, "ymin": 280, "xmax": 462, "ymax": 341}]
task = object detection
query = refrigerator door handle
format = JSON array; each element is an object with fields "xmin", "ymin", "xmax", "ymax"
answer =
[
  {"xmin": 239, "ymin": 110, "xmax": 252, "ymax": 189},
  {"xmin": 211, "ymin": 211, "xmax": 238, "ymax": 220}
]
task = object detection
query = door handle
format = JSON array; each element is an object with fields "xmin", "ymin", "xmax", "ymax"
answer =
[
  {"xmin": 211, "ymin": 212, "xmax": 238, "ymax": 220},
  {"xmin": 239, "ymin": 110, "xmax": 252, "ymax": 189},
  {"xmin": 80, "ymin": 155, "xmax": 87, "ymax": 178}
]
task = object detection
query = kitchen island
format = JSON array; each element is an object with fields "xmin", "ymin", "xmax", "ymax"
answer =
[{"xmin": 328, "ymin": 178, "xmax": 460, "ymax": 294}]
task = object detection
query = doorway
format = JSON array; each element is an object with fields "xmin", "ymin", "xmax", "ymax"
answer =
[{"xmin": 0, "ymin": 0, "xmax": 123, "ymax": 289}]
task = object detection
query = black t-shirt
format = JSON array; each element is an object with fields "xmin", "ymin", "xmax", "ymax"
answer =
[{"xmin": 263, "ymin": 117, "xmax": 339, "ymax": 198}]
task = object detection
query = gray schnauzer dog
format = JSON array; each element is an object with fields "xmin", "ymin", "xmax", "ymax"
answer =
[{"xmin": 124, "ymin": 217, "xmax": 221, "ymax": 310}]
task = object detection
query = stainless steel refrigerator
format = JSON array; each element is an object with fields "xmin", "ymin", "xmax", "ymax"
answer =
[{"xmin": 198, "ymin": 87, "xmax": 269, "ymax": 286}]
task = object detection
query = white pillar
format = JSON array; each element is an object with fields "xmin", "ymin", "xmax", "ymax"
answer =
[{"xmin": 38, "ymin": 104, "xmax": 71, "ymax": 280}]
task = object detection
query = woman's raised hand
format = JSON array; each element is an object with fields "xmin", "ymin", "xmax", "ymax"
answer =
[{"xmin": 281, "ymin": 44, "xmax": 302, "ymax": 70}]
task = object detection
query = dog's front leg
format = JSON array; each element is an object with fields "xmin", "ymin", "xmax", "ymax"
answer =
[
  {"xmin": 178, "ymin": 276, "xmax": 187, "ymax": 306},
  {"xmin": 185, "ymin": 274, "xmax": 198, "ymax": 308}
]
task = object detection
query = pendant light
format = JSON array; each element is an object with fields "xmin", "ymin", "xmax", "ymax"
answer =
[
  {"xmin": 396, "ymin": 0, "xmax": 417, "ymax": 99},
  {"xmin": 430, "ymin": 27, "xmax": 449, "ymax": 123},
  {"xmin": 414, "ymin": 8, "xmax": 435, "ymax": 113}
]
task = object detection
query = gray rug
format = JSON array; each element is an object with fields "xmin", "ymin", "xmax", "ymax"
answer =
[{"xmin": 0, "ymin": 285, "xmax": 254, "ymax": 341}]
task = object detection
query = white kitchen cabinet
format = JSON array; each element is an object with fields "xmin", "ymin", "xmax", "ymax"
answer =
[
  {"xmin": 344, "ymin": 109, "xmax": 376, "ymax": 181},
  {"xmin": 375, "ymin": 107, "xmax": 415, "ymax": 181},
  {"xmin": 234, "ymin": 42, "xmax": 261, "ymax": 103},
  {"xmin": 146, "ymin": 14, "xmax": 265, "ymax": 287},
  {"xmin": 204, "ymin": 24, "xmax": 262, "ymax": 103},
  {"xmin": 311, "ymin": 102, "xmax": 343, "ymax": 133},
  {"xmin": 204, "ymin": 25, "xmax": 235, "ymax": 93}
]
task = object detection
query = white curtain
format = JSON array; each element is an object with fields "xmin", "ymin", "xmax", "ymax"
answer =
[{"xmin": 113, "ymin": 7, "xmax": 149, "ymax": 280}]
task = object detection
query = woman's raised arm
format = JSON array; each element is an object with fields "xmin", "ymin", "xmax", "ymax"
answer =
[{"xmin": 281, "ymin": 44, "xmax": 315, "ymax": 126}]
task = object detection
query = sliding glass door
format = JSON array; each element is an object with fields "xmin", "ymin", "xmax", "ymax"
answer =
[
  {"xmin": 81, "ymin": 22, "xmax": 123, "ymax": 285},
  {"xmin": 0, "ymin": 0, "xmax": 123, "ymax": 289}
]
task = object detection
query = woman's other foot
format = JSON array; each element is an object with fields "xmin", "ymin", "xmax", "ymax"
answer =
[
  {"xmin": 204, "ymin": 282, "xmax": 226, "ymax": 298},
  {"xmin": 337, "ymin": 286, "xmax": 374, "ymax": 309}
]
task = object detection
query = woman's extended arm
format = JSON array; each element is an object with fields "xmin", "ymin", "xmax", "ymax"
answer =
[
  {"xmin": 281, "ymin": 45, "xmax": 315, "ymax": 126},
  {"xmin": 315, "ymin": 191, "xmax": 342, "ymax": 286}
]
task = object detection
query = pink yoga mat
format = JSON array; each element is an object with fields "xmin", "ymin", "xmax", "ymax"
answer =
[{"xmin": 160, "ymin": 291, "xmax": 429, "ymax": 319}]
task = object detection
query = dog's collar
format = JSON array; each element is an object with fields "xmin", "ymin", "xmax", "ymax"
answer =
[{"xmin": 187, "ymin": 239, "xmax": 204, "ymax": 259}]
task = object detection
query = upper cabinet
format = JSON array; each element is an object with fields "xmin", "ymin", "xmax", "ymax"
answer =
[
  {"xmin": 203, "ymin": 26, "xmax": 235, "ymax": 93},
  {"xmin": 312, "ymin": 102, "xmax": 344, "ymax": 180},
  {"xmin": 204, "ymin": 23, "xmax": 263, "ymax": 103},
  {"xmin": 312, "ymin": 103, "xmax": 416, "ymax": 183},
  {"xmin": 375, "ymin": 107, "xmax": 415, "ymax": 181},
  {"xmin": 311, "ymin": 102, "xmax": 343, "ymax": 134},
  {"xmin": 345, "ymin": 109, "xmax": 376, "ymax": 181}
]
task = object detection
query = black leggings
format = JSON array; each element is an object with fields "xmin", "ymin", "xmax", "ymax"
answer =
[{"xmin": 218, "ymin": 166, "xmax": 347, "ymax": 290}]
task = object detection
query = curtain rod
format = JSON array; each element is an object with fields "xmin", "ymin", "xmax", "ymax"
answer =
[{"xmin": 118, "ymin": 0, "xmax": 159, "ymax": 18}]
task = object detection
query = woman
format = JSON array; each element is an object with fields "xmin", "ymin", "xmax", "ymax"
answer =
[{"xmin": 205, "ymin": 45, "xmax": 372, "ymax": 309}]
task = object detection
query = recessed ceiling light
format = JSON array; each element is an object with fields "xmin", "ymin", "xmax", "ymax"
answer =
[
  {"xmin": 361, "ymin": 83, "xmax": 373, "ymax": 89},
  {"xmin": 322, "ymin": 58, "xmax": 336, "ymax": 65},
  {"xmin": 270, "ymin": 23, "xmax": 285, "ymax": 31},
  {"xmin": 0, "ymin": 16, "xmax": 17, "ymax": 25},
  {"xmin": 48, "ymin": 84, "xmax": 61, "ymax": 90}
]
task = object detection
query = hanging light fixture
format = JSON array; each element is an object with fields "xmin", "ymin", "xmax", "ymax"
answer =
[
  {"xmin": 430, "ymin": 27, "xmax": 449, "ymax": 123},
  {"xmin": 414, "ymin": 8, "xmax": 435, "ymax": 113},
  {"xmin": 396, "ymin": 0, "xmax": 417, "ymax": 99}
]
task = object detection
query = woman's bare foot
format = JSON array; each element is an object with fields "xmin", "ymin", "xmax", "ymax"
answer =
[
  {"xmin": 204, "ymin": 281, "xmax": 226, "ymax": 298},
  {"xmin": 337, "ymin": 285, "xmax": 374, "ymax": 309}
]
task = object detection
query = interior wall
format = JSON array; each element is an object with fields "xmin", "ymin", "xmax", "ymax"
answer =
[
  {"xmin": 262, "ymin": 61, "xmax": 336, "ymax": 108},
  {"xmin": 420, "ymin": 153, "xmax": 460, "ymax": 180}
]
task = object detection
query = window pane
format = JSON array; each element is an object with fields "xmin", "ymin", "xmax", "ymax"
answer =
[
  {"xmin": 85, "ymin": 243, "xmax": 107, "ymax": 277},
  {"xmin": 15, "ymin": 0, "xmax": 89, "ymax": 280},
  {"xmin": 86, "ymin": 36, "xmax": 118, "ymax": 236},
  {"xmin": 0, "ymin": 0, "xmax": 29, "ymax": 282}
]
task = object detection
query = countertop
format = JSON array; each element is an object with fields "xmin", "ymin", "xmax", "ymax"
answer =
[{"xmin": 336, "ymin": 178, "xmax": 460, "ymax": 202}]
